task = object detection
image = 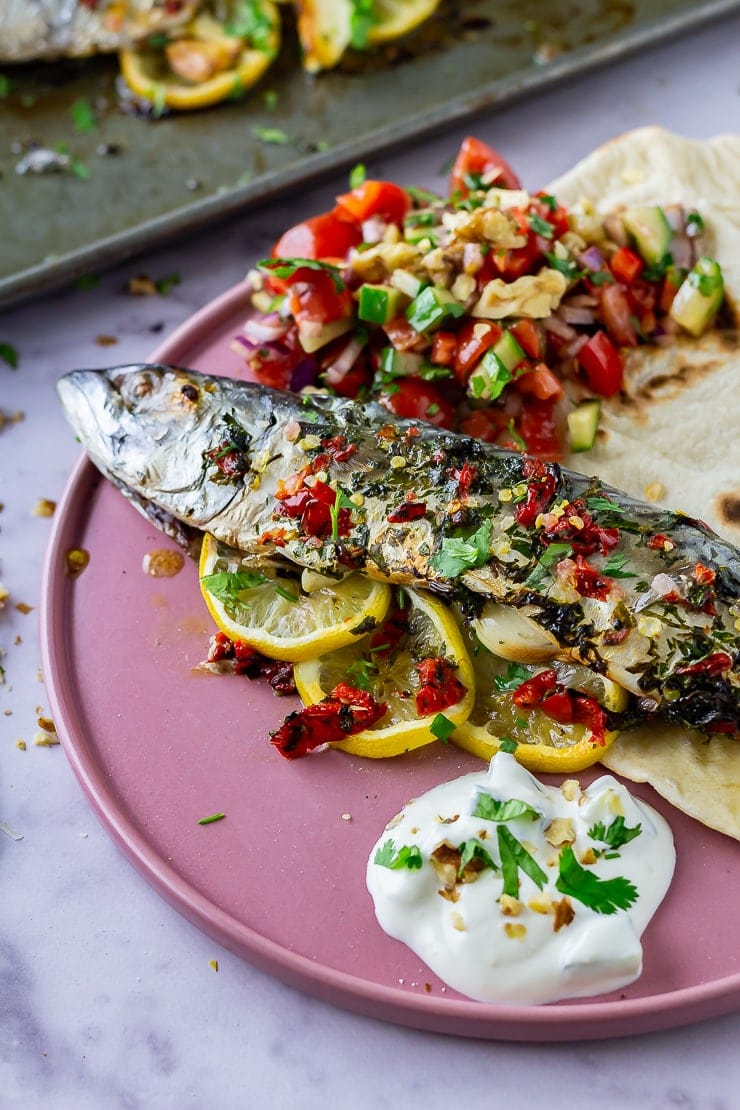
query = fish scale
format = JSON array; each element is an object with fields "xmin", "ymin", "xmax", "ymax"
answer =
[{"xmin": 57, "ymin": 363, "xmax": 740, "ymax": 736}]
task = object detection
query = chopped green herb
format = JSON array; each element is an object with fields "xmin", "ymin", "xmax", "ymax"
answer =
[
  {"xmin": 506, "ymin": 418, "xmax": 527, "ymax": 451},
  {"xmin": 349, "ymin": 162, "xmax": 366, "ymax": 189},
  {"xmin": 688, "ymin": 264, "xmax": 722, "ymax": 296},
  {"xmin": 430, "ymin": 713, "xmax": 456, "ymax": 743},
  {"xmin": 493, "ymin": 662, "xmax": 532, "ymax": 693},
  {"xmin": 430, "ymin": 519, "xmax": 492, "ymax": 579},
  {"xmin": 686, "ymin": 212, "xmax": 705, "ymax": 235},
  {"xmin": 472, "ymin": 795, "xmax": 540, "ymax": 822},
  {"xmin": 425, "ymin": 402, "xmax": 441, "ymax": 417},
  {"xmin": 329, "ymin": 487, "xmax": 353, "ymax": 543},
  {"xmin": 497, "ymin": 825, "xmax": 547, "ymax": 898},
  {"xmin": 458, "ymin": 839, "xmax": 498, "ymax": 876},
  {"xmin": 407, "ymin": 186, "xmax": 443, "ymax": 206},
  {"xmin": 588, "ymin": 270, "xmax": 615, "ymax": 286},
  {"xmin": 602, "ymin": 552, "xmax": 638, "ymax": 579},
  {"xmin": 404, "ymin": 210, "xmax": 437, "ymax": 228},
  {"xmin": 71, "ymin": 97, "xmax": 96, "ymax": 133},
  {"xmin": 544, "ymin": 252, "xmax": 583, "ymax": 281},
  {"xmin": 315, "ymin": 139, "xmax": 331, "ymax": 154},
  {"xmin": 201, "ymin": 570, "xmax": 267, "ymax": 603},
  {"xmin": 586, "ymin": 496, "xmax": 627, "ymax": 515},
  {"xmin": 69, "ymin": 156, "xmax": 92, "ymax": 181},
  {"xmin": 275, "ymin": 584, "xmax": 299, "ymax": 604},
  {"xmin": 349, "ymin": 0, "xmax": 378, "ymax": 48},
  {"xmin": 588, "ymin": 816, "xmax": 642, "ymax": 851},
  {"xmin": 225, "ymin": 0, "xmax": 276, "ymax": 52},
  {"xmin": 499, "ymin": 737, "xmax": 519, "ymax": 754},
  {"xmin": 155, "ymin": 273, "xmax": 180, "ymax": 295},
  {"xmin": 0, "ymin": 343, "xmax": 19, "ymax": 369},
  {"xmin": 252, "ymin": 126, "xmax": 290, "ymax": 145},
  {"xmin": 438, "ymin": 154, "xmax": 455, "ymax": 175},
  {"xmin": 263, "ymin": 89, "xmax": 279, "ymax": 110},
  {"xmin": 229, "ymin": 72, "xmax": 246, "ymax": 100},
  {"xmin": 258, "ymin": 257, "xmax": 344, "ymax": 292},
  {"xmin": 345, "ymin": 657, "xmax": 378, "ymax": 691},
  {"xmin": 374, "ymin": 839, "xmax": 423, "ymax": 870},
  {"xmin": 556, "ymin": 844, "xmax": 638, "ymax": 914},
  {"xmin": 198, "ymin": 812, "xmax": 226, "ymax": 825},
  {"xmin": 641, "ymin": 254, "xmax": 673, "ymax": 282},
  {"xmin": 539, "ymin": 194, "xmax": 557, "ymax": 211},
  {"xmin": 523, "ymin": 542, "xmax": 572, "ymax": 590},
  {"xmin": 0, "ymin": 74, "xmax": 13, "ymax": 98},
  {"xmin": 529, "ymin": 213, "xmax": 554, "ymax": 238},
  {"xmin": 146, "ymin": 32, "xmax": 169, "ymax": 48},
  {"xmin": 75, "ymin": 273, "xmax": 100, "ymax": 291}
]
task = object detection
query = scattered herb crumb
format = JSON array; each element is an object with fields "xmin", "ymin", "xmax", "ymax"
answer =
[
  {"xmin": 15, "ymin": 601, "xmax": 33, "ymax": 615},
  {"xmin": 198, "ymin": 812, "xmax": 226, "ymax": 825},
  {"xmin": 32, "ymin": 498, "xmax": 56, "ymax": 518},
  {"xmin": 95, "ymin": 335, "xmax": 119, "ymax": 347},
  {"xmin": 0, "ymin": 343, "xmax": 18, "ymax": 369},
  {"xmin": 75, "ymin": 273, "xmax": 100, "ymax": 291},
  {"xmin": 251, "ymin": 126, "xmax": 289, "ymax": 145},
  {"xmin": 71, "ymin": 97, "xmax": 96, "ymax": 133}
]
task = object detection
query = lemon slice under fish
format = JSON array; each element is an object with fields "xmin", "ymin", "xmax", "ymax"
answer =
[
  {"xmin": 199, "ymin": 532, "xmax": 391, "ymax": 661},
  {"xmin": 119, "ymin": 1, "xmax": 280, "ymax": 110},
  {"xmin": 295, "ymin": 0, "xmax": 441, "ymax": 73},
  {"xmin": 293, "ymin": 587, "xmax": 475, "ymax": 757},
  {"xmin": 452, "ymin": 624, "xmax": 620, "ymax": 773}
]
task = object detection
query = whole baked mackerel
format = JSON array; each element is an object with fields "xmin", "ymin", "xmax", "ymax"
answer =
[{"xmin": 58, "ymin": 364, "xmax": 740, "ymax": 734}]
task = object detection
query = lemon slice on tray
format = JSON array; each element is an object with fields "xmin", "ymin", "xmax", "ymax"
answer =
[
  {"xmin": 451, "ymin": 622, "xmax": 621, "ymax": 773},
  {"xmin": 199, "ymin": 533, "xmax": 391, "ymax": 661},
  {"xmin": 119, "ymin": 0, "xmax": 280, "ymax": 111},
  {"xmin": 294, "ymin": 0, "xmax": 441, "ymax": 72},
  {"xmin": 293, "ymin": 587, "xmax": 475, "ymax": 757}
]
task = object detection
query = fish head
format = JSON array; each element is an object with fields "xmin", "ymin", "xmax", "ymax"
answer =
[{"xmin": 57, "ymin": 364, "xmax": 252, "ymax": 527}]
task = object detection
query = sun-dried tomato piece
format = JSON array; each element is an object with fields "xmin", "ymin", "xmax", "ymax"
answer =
[
  {"xmin": 387, "ymin": 502, "xmax": 427, "ymax": 523},
  {"xmin": 676, "ymin": 652, "xmax": 733, "ymax": 677},
  {"xmin": 512, "ymin": 669, "xmax": 558, "ymax": 708},
  {"xmin": 270, "ymin": 682, "xmax": 387, "ymax": 759},
  {"xmin": 414, "ymin": 657, "xmax": 467, "ymax": 716}
]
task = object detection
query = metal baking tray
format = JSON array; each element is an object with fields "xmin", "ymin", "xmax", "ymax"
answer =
[{"xmin": 1, "ymin": 0, "xmax": 738, "ymax": 308}]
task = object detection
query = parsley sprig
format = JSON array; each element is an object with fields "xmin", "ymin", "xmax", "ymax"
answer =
[
  {"xmin": 201, "ymin": 570, "xmax": 267, "ymax": 603},
  {"xmin": 556, "ymin": 845, "xmax": 638, "ymax": 914},
  {"xmin": 430, "ymin": 519, "xmax": 492, "ymax": 579},
  {"xmin": 588, "ymin": 816, "xmax": 642, "ymax": 853},
  {"xmin": 473, "ymin": 795, "xmax": 541, "ymax": 822},
  {"xmin": 497, "ymin": 826, "xmax": 547, "ymax": 898},
  {"xmin": 258, "ymin": 257, "xmax": 345, "ymax": 291},
  {"xmin": 374, "ymin": 840, "xmax": 423, "ymax": 870}
]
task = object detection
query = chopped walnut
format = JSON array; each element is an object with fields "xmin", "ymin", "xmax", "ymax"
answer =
[
  {"xmin": 528, "ymin": 894, "xmax": 553, "ymax": 915},
  {"xmin": 451, "ymin": 912, "xmax": 466, "ymax": 932},
  {"xmin": 15, "ymin": 602, "xmax": 33, "ymax": 615},
  {"xmin": 435, "ymin": 813, "xmax": 459, "ymax": 824},
  {"xmin": 65, "ymin": 548, "xmax": 90, "ymax": 578},
  {"xmin": 95, "ymin": 335, "xmax": 119, "ymax": 347},
  {"xmin": 33, "ymin": 731, "xmax": 59, "ymax": 747},
  {"xmin": 473, "ymin": 268, "xmax": 567, "ymax": 320},
  {"xmin": 429, "ymin": 842, "xmax": 461, "ymax": 892},
  {"xmin": 438, "ymin": 887, "xmax": 459, "ymax": 903},
  {"xmin": 504, "ymin": 923, "xmax": 527, "ymax": 940},
  {"xmin": 16, "ymin": 739, "xmax": 26, "ymax": 751},
  {"xmin": 499, "ymin": 894, "xmax": 523, "ymax": 917},
  {"xmin": 385, "ymin": 811, "xmax": 403, "ymax": 830},
  {"xmin": 32, "ymin": 498, "xmax": 56, "ymax": 518},
  {"xmin": 0, "ymin": 584, "xmax": 8, "ymax": 609},
  {"xmin": 36, "ymin": 715, "xmax": 56, "ymax": 733},
  {"xmin": 561, "ymin": 779, "xmax": 581, "ymax": 802},
  {"xmin": 579, "ymin": 847, "xmax": 598, "ymax": 866},
  {"xmin": 544, "ymin": 818, "xmax": 576, "ymax": 847},
  {"xmin": 126, "ymin": 274, "xmax": 158, "ymax": 296},
  {"xmin": 552, "ymin": 897, "xmax": 575, "ymax": 932}
]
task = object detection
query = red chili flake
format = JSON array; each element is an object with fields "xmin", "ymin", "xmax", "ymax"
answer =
[
  {"xmin": 571, "ymin": 555, "xmax": 612, "ymax": 600},
  {"xmin": 387, "ymin": 502, "xmax": 427, "ymax": 523},
  {"xmin": 405, "ymin": 426, "xmax": 421, "ymax": 439},
  {"xmin": 693, "ymin": 563, "xmax": 716, "ymax": 586},
  {"xmin": 450, "ymin": 462, "xmax": 477, "ymax": 499},
  {"xmin": 322, "ymin": 435, "xmax": 358, "ymax": 463},
  {"xmin": 205, "ymin": 633, "xmax": 296, "ymax": 694},
  {"xmin": 541, "ymin": 499, "xmax": 619, "ymax": 556},
  {"xmin": 278, "ymin": 479, "xmax": 350, "ymax": 539},
  {"xmin": 512, "ymin": 669, "xmax": 558, "ymax": 708},
  {"xmin": 414, "ymin": 657, "xmax": 467, "ymax": 716},
  {"xmin": 270, "ymin": 682, "xmax": 387, "ymax": 759},
  {"xmin": 514, "ymin": 458, "xmax": 558, "ymax": 529},
  {"xmin": 647, "ymin": 533, "xmax": 675, "ymax": 551},
  {"xmin": 369, "ymin": 600, "xmax": 409, "ymax": 660},
  {"xmin": 258, "ymin": 529, "xmax": 287, "ymax": 548},
  {"xmin": 676, "ymin": 652, "xmax": 733, "ymax": 677}
]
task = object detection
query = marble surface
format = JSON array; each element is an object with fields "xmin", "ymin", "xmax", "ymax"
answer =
[{"xmin": 2, "ymin": 16, "xmax": 740, "ymax": 1108}]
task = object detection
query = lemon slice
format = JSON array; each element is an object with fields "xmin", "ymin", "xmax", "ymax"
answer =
[
  {"xmin": 452, "ymin": 625, "xmax": 620, "ymax": 773},
  {"xmin": 199, "ymin": 533, "xmax": 391, "ymax": 662},
  {"xmin": 294, "ymin": 0, "xmax": 441, "ymax": 72},
  {"xmin": 119, "ymin": 1, "xmax": 280, "ymax": 110},
  {"xmin": 294, "ymin": 587, "xmax": 475, "ymax": 757}
]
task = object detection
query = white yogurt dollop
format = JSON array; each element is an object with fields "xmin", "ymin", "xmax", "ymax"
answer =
[{"xmin": 367, "ymin": 753, "xmax": 675, "ymax": 1005}]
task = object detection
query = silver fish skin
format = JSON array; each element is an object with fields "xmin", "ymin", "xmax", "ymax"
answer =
[
  {"xmin": 0, "ymin": 0, "xmax": 200, "ymax": 63},
  {"xmin": 58, "ymin": 364, "xmax": 740, "ymax": 734}
]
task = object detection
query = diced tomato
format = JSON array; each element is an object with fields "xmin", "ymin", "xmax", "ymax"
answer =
[
  {"xmin": 491, "ymin": 233, "xmax": 541, "ymax": 280},
  {"xmin": 431, "ymin": 331, "xmax": 458, "ymax": 367},
  {"xmin": 516, "ymin": 399, "xmax": 562, "ymax": 461},
  {"xmin": 610, "ymin": 247, "xmax": 643, "ymax": 285},
  {"xmin": 387, "ymin": 501, "xmax": 427, "ymax": 523},
  {"xmin": 599, "ymin": 283, "xmax": 639, "ymax": 348},
  {"xmin": 383, "ymin": 315, "xmax": 427, "ymax": 352},
  {"xmin": 327, "ymin": 361, "xmax": 372, "ymax": 399},
  {"xmin": 659, "ymin": 271, "xmax": 682, "ymax": 314},
  {"xmin": 288, "ymin": 270, "xmax": 353, "ymax": 325},
  {"xmin": 539, "ymin": 498, "xmax": 619, "ymax": 556},
  {"xmin": 378, "ymin": 379, "xmax": 455, "ymax": 428},
  {"xmin": 510, "ymin": 318, "xmax": 546, "ymax": 361},
  {"xmin": 415, "ymin": 657, "xmax": 467, "ymax": 716},
  {"xmin": 514, "ymin": 363, "xmax": 563, "ymax": 402},
  {"xmin": 449, "ymin": 136, "xmax": 521, "ymax": 197},
  {"xmin": 271, "ymin": 211, "xmax": 361, "ymax": 264},
  {"xmin": 453, "ymin": 319, "xmax": 502, "ymax": 382},
  {"xmin": 569, "ymin": 555, "xmax": 611, "ymax": 600},
  {"xmin": 577, "ymin": 330, "xmax": 624, "ymax": 397},
  {"xmin": 458, "ymin": 408, "xmax": 505, "ymax": 443},
  {"xmin": 335, "ymin": 180, "xmax": 411, "ymax": 226},
  {"xmin": 531, "ymin": 192, "xmax": 570, "ymax": 238}
]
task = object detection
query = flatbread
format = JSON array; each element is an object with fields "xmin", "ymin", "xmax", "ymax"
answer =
[{"xmin": 548, "ymin": 128, "xmax": 740, "ymax": 838}]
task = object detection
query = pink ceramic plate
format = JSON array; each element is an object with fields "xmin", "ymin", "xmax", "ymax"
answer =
[{"xmin": 41, "ymin": 282, "xmax": 740, "ymax": 1041}]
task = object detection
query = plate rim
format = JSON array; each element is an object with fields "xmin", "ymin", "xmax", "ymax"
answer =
[{"xmin": 41, "ymin": 281, "xmax": 740, "ymax": 1041}]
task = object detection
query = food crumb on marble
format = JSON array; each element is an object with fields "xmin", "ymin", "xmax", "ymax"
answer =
[
  {"xmin": 32, "ymin": 497, "xmax": 56, "ymax": 517},
  {"xmin": 16, "ymin": 739, "xmax": 25, "ymax": 750},
  {"xmin": 209, "ymin": 959, "xmax": 219, "ymax": 972},
  {"xmin": 15, "ymin": 601, "xmax": 33, "ymax": 614}
]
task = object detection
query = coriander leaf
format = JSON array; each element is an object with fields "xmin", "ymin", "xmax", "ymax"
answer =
[
  {"xmin": 345, "ymin": 657, "xmax": 377, "ymax": 691},
  {"xmin": 499, "ymin": 737, "xmax": 518, "ymax": 754},
  {"xmin": 588, "ymin": 816, "xmax": 642, "ymax": 851},
  {"xmin": 0, "ymin": 343, "xmax": 19, "ymax": 369},
  {"xmin": 430, "ymin": 713, "xmax": 456, "ymax": 742},
  {"xmin": 258, "ymin": 256, "xmax": 345, "ymax": 292},
  {"xmin": 0, "ymin": 74, "xmax": 13, "ymax": 98},
  {"xmin": 430, "ymin": 519, "xmax": 492, "ymax": 579},
  {"xmin": 602, "ymin": 552, "xmax": 638, "ymax": 579},
  {"xmin": 225, "ymin": 0, "xmax": 276, "ymax": 52},
  {"xmin": 523, "ymin": 542, "xmax": 572, "ymax": 590},
  {"xmin": 497, "ymin": 825, "xmax": 547, "ymax": 897},
  {"xmin": 545, "ymin": 252, "xmax": 583, "ymax": 281},
  {"xmin": 374, "ymin": 839, "xmax": 423, "ymax": 870},
  {"xmin": 71, "ymin": 97, "xmax": 96, "ymax": 133},
  {"xmin": 349, "ymin": 0, "xmax": 378, "ymax": 48},
  {"xmin": 585, "ymin": 496, "xmax": 627, "ymax": 514},
  {"xmin": 263, "ymin": 89, "xmax": 278, "ymax": 110},
  {"xmin": 473, "ymin": 795, "xmax": 540, "ymax": 822},
  {"xmin": 69, "ymin": 156, "xmax": 91, "ymax": 181},
  {"xmin": 201, "ymin": 570, "xmax": 267, "ymax": 603},
  {"xmin": 198, "ymin": 812, "xmax": 225, "ymax": 825},
  {"xmin": 155, "ymin": 273, "xmax": 180, "ymax": 295},
  {"xmin": 493, "ymin": 662, "xmax": 532, "ymax": 693},
  {"xmin": 252, "ymin": 126, "xmax": 289, "ymax": 145},
  {"xmin": 458, "ymin": 838, "xmax": 499, "ymax": 877},
  {"xmin": 529, "ymin": 213, "xmax": 554, "ymax": 238},
  {"xmin": 686, "ymin": 211, "xmax": 705, "ymax": 235},
  {"xmin": 556, "ymin": 844, "xmax": 638, "ymax": 914},
  {"xmin": 538, "ymin": 194, "xmax": 557, "ymax": 211},
  {"xmin": 588, "ymin": 270, "xmax": 615, "ymax": 286},
  {"xmin": 349, "ymin": 162, "xmax": 366, "ymax": 188}
]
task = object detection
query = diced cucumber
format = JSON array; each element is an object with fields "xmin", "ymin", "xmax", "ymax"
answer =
[
  {"xmin": 492, "ymin": 329, "xmax": 526, "ymax": 373},
  {"xmin": 567, "ymin": 399, "xmax": 601, "ymax": 453},
  {"xmin": 390, "ymin": 269, "xmax": 427, "ymax": 299},
  {"xmin": 298, "ymin": 317, "xmax": 353, "ymax": 353},
  {"xmin": 669, "ymin": 256, "xmax": 724, "ymax": 337},
  {"xmin": 406, "ymin": 286, "xmax": 465, "ymax": 333},
  {"xmin": 622, "ymin": 206, "xmax": 671, "ymax": 266},
  {"xmin": 379, "ymin": 348, "xmax": 424, "ymax": 378},
  {"xmin": 467, "ymin": 349, "xmax": 511, "ymax": 402},
  {"xmin": 357, "ymin": 283, "xmax": 406, "ymax": 325}
]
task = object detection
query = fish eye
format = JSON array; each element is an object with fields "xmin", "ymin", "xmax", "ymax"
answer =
[{"xmin": 181, "ymin": 384, "xmax": 199, "ymax": 402}]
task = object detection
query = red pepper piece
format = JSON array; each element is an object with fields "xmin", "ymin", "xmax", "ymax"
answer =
[
  {"xmin": 676, "ymin": 652, "xmax": 733, "ymax": 677},
  {"xmin": 321, "ymin": 435, "xmax": 358, "ymax": 463},
  {"xmin": 647, "ymin": 533, "xmax": 675, "ymax": 552},
  {"xmin": 571, "ymin": 555, "xmax": 612, "ymax": 600},
  {"xmin": 452, "ymin": 462, "xmax": 477, "ymax": 499},
  {"xmin": 571, "ymin": 695, "xmax": 608, "ymax": 745},
  {"xmin": 415, "ymin": 657, "xmax": 468, "ymax": 716},
  {"xmin": 693, "ymin": 563, "xmax": 716, "ymax": 586},
  {"xmin": 514, "ymin": 459, "xmax": 558, "ymax": 529},
  {"xmin": 610, "ymin": 247, "xmax": 644, "ymax": 285},
  {"xmin": 387, "ymin": 502, "xmax": 427, "ymax": 523},
  {"xmin": 369, "ymin": 600, "xmax": 409, "ymax": 660},
  {"xmin": 270, "ymin": 682, "xmax": 387, "ymax": 759},
  {"xmin": 540, "ymin": 690, "xmax": 575, "ymax": 723},
  {"xmin": 512, "ymin": 669, "xmax": 558, "ymax": 708}
]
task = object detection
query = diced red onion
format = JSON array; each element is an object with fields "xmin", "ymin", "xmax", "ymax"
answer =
[
  {"xmin": 651, "ymin": 573, "xmax": 678, "ymax": 597},
  {"xmin": 558, "ymin": 305, "xmax": 596, "ymax": 326},
  {"xmin": 324, "ymin": 335, "xmax": 365, "ymax": 385},
  {"xmin": 242, "ymin": 313, "xmax": 291, "ymax": 344},
  {"xmin": 563, "ymin": 293, "xmax": 599, "ymax": 308},
  {"xmin": 560, "ymin": 334, "xmax": 589, "ymax": 359},
  {"xmin": 604, "ymin": 214, "xmax": 628, "ymax": 247},
  {"xmin": 579, "ymin": 246, "xmax": 604, "ymax": 271},
  {"xmin": 543, "ymin": 314, "xmax": 578, "ymax": 341},
  {"xmin": 289, "ymin": 357, "xmax": 320, "ymax": 392},
  {"xmin": 362, "ymin": 216, "xmax": 387, "ymax": 244},
  {"xmin": 663, "ymin": 204, "xmax": 684, "ymax": 232},
  {"xmin": 669, "ymin": 232, "xmax": 692, "ymax": 270},
  {"xmin": 462, "ymin": 242, "xmax": 485, "ymax": 273}
]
